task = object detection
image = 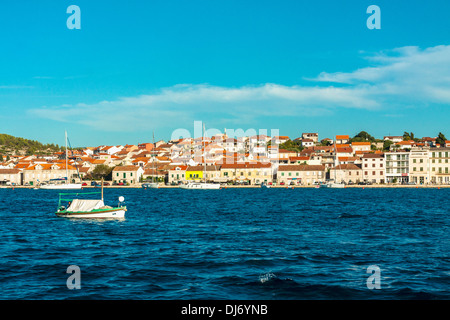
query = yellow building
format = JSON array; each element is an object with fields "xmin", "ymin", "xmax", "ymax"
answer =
[
  {"xmin": 220, "ymin": 162, "xmax": 272, "ymax": 185},
  {"xmin": 185, "ymin": 165, "xmax": 221, "ymax": 182}
]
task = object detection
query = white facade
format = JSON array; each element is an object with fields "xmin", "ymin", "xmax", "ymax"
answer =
[{"xmin": 385, "ymin": 151, "xmax": 409, "ymax": 183}]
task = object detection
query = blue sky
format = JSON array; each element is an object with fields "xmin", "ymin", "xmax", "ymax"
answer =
[{"xmin": 0, "ymin": 0, "xmax": 449, "ymax": 147}]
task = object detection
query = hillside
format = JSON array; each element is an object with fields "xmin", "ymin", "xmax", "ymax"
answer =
[{"xmin": 0, "ymin": 133, "xmax": 62, "ymax": 156}]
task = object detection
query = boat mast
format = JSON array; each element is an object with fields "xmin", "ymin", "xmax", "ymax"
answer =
[
  {"xmin": 65, "ymin": 130, "xmax": 68, "ymax": 184},
  {"xmin": 152, "ymin": 131, "xmax": 155, "ymax": 184},
  {"xmin": 203, "ymin": 123, "xmax": 206, "ymax": 184}
]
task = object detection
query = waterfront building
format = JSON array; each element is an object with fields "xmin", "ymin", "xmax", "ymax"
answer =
[
  {"xmin": 23, "ymin": 163, "xmax": 79, "ymax": 186},
  {"xmin": 112, "ymin": 165, "xmax": 144, "ymax": 185},
  {"xmin": 0, "ymin": 168, "xmax": 21, "ymax": 185},
  {"xmin": 185, "ymin": 165, "xmax": 221, "ymax": 182},
  {"xmin": 167, "ymin": 165, "xmax": 188, "ymax": 184},
  {"xmin": 429, "ymin": 147, "xmax": 450, "ymax": 184},
  {"xmin": 385, "ymin": 151, "xmax": 409, "ymax": 184},
  {"xmin": 362, "ymin": 153, "xmax": 385, "ymax": 183},
  {"xmin": 408, "ymin": 147, "xmax": 430, "ymax": 184},
  {"xmin": 220, "ymin": 162, "xmax": 272, "ymax": 185},
  {"xmin": 329, "ymin": 163, "xmax": 362, "ymax": 184},
  {"xmin": 277, "ymin": 164, "xmax": 325, "ymax": 185}
]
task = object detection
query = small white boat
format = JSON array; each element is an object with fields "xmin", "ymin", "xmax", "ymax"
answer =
[
  {"xmin": 180, "ymin": 182, "xmax": 221, "ymax": 189},
  {"xmin": 55, "ymin": 180, "xmax": 126, "ymax": 218},
  {"xmin": 261, "ymin": 183, "xmax": 271, "ymax": 189},
  {"xmin": 327, "ymin": 182, "xmax": 345, "ymax": 188},
  {"xmin": 142, "ymin": 182, "xmax": 160, "ymax": 189},
  {"xmin": 41, "ymin": 182, "xmax": 82, "ymax": 190},
  {"xmin": 56, "ymin": 198, "xmax": 126, "ymax": 218}
]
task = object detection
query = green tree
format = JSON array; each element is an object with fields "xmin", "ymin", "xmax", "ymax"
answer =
[
  {"xmin": 349, "ymin": 131, "xmax": 375, "ymax": 143},
  {"xmin": 279, "ymin": 139, "xmax": 304, "ymax": 152},
  {"xmin": 436, "ymin": 132, "xmax": 447, "ymax": 145},
  {"xmin": 383, "ymin": 140, "xmax": 393, "ymax": 151},
  {"xmin": 91, "ymin": 164, "xmax": 114, "ymax": 180}
]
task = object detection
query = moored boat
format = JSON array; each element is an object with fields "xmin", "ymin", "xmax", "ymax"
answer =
[
  {"xmin": 142, "ymin": 182, "xmax": 160, "ymax": 189},
  {"xmin": 180, "ymin": 182, "xmax": 220, "ymax": 189},
  {"xmin": 55, "ymin": 180, "xmax": 126, "ymax": 218}
]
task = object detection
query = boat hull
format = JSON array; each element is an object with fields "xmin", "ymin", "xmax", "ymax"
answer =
[
  {"xmin": 142, "ymin": 183, "xmax": 159, "ymax": 189},
  {"xmin": 180, "ymin": 183, "xmax": 221, "ymax": 189},
  {"xmin": 41, "ymin": 183, "xmax": 82, "ymax": 190},
  {"xmin": 328, "ymin": 183, "xmax": 345, "ymax": 188},
  {"xmin": 56, "ymin": 207, "xmax": 126, "ymax": 218}
]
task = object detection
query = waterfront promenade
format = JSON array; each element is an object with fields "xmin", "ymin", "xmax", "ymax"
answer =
[{"xmin": 6, "ymin": 184, "xmax": 450, "ymax": 189}]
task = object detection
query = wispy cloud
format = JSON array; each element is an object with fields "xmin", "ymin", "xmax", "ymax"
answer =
[
  {"xmin": 29, "ymin": 45, "xmax": 450, "ymax": 132},
  {"xmin": 0, "ymin": 85, "xmax": 34, "ymax": 89}
]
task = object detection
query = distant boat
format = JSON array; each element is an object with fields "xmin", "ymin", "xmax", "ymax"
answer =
[
  {"xmin": 327, "ymin": 182, "xmax": 345, "ymax": 188},
  {"xmin": 180, "ymin": 182, "xmax": 221, "ymax": 189},
  {"xmin": 55, "ymin": 180, "xmax": 126, "ymax": 218},
  {"xmin": 326, "ymin": 136, "xmax": 345, "ymax": 188},
  {"xmin": 143, "ymin": 131, "xmax": 160, "ymax": 189},
  {"xmin": 40, "ymin": 131, "xmax": 82, "ymax": 190},
  {"xmin": 142, "ymin": 182, "xmax": 159, "ymax": 189},
  {"xmin": 179, "ymin": 123, "xmax": 221, "ymax": 190}
]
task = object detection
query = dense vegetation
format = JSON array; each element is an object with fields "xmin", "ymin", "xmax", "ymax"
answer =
[{"xmin": 0, "ymin": 133, "xmax": 62, "ymax": 156}]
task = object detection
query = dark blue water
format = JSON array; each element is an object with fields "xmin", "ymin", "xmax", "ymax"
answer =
[{"xmin": 0, "ymin": 187, "xmax": 449, "ymax": 300}]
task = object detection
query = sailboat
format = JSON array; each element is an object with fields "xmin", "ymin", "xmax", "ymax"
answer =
[
  {"xmin": 180, "ymin": 124, "xmax": 221, "ymax": 190},
  {"xmin": 325, "ymin": 136, "xmax": 345, "ymax": 188},
  {"xmin": 40, "ymin": 131, "xmax": 82, "ymax": 190},
  {"xmin": 55, "ymin": 179, "xmax": 126, "ymax": 218},
  {"xmin": 142, "ymin": 132, "xmax": 160, "ymax": 189}
]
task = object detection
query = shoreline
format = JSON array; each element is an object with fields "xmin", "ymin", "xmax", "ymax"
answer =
[{"xmin": 4, "ymin": 184, "xmax": 450, "ymax": 189}]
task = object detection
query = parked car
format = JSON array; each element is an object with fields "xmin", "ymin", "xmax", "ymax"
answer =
[
  {"xmin": 280, "ymin": 182, "xmax": 285, "ymax": 185},
  {"xmin": 82, "ymin": 182, "xmax": 87, "ymax": 186}
]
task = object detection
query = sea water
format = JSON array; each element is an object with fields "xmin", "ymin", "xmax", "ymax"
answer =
[{"xmin": 0, "ymin": 187, "xmax": 448, "ymax": 299}]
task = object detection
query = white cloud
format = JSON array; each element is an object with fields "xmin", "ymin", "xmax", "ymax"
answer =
[{"xmin": 29, "ymin": 45, "xmax": 450, "ymax": 132}]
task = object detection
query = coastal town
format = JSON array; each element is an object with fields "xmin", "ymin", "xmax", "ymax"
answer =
[{"xmin": 1, "ymin": 131, "xmax": 449, "ymax": 187}]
